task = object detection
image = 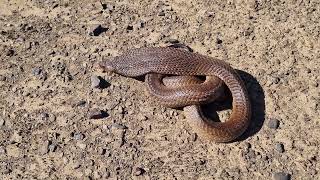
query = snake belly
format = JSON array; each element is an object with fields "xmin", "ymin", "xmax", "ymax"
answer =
[{"xmin": 100, "ymin": 47, "xmax": 251, "ymax": 142}]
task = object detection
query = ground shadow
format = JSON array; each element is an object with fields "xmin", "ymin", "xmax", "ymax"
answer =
[
  {"xmin": 98, "ymin": 76, "xmax": 111, "ymax": 89},
  {"xmin": 201, "ymin": 70, "xmax": 265, "ymax": 142}
]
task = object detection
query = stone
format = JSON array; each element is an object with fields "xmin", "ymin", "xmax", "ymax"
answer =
[
  {"xmin": 275, "ymin": 143, "xmax": 285, "ymax": 153},
  {"xmin": 0, "ymin": 146, "xmax": 6, "ymax": 154},
  {"xmin": 88, "ymin": 109, "xmax": 109, "ymax": 119},
  {"xmin": 74, "ymin": 100, "xmax": 86, "ymax": 107},
  {"xmin": 73, "ymin": 132, "xmax": 85, "ymax": 140},
  {"xmin": 268, "ymin": 118, "xmax": 280, "ymax": 129},
  {"xmin": 133, "ymin": 167, "xmax": 145, "ymax": 176},
  {"xmin": 273, "ymin": 172, "xmax": 290, "ymax": 180},
  {"xmin": 6, "ymin": 49, "xmax": 15, "ymax": 56},
  {"xmin": 91, "ymin": 75, "xmax": 101, "ymax": 88},
  {"xmin": 0, "ymin": 75, "xmax": 6, "ymax": 81},
  {"xmin": 158, "ymin": 11, "xmax": 165, "ymax": 16},
  {"xmin": 0, "ymin": 118, "xmax": 5, "ymax": 126},
  {"xmin": 48, "ymin": 143, "xmax": 57, "ymax": 152},
  {"xmin": 32, "ymin": 67, "xmax": 42, "ymax": 76}
]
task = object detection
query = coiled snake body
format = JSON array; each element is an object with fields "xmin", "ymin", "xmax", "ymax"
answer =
[{"xmin": 100, "ymin": 47, "xmax": 251, "ymax": 142}]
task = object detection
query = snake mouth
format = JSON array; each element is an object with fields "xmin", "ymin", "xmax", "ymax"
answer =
[{"xmin": 98, "ymin": 61, "xmax": 115, "ymax": 72}]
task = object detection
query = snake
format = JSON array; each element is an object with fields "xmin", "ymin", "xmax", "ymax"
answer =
[{"xmin": 99, "ymin": 47, "xmax": 251, "ymax": 142}]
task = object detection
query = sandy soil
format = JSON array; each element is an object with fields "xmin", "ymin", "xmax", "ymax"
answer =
[{"xmin": 0, "ymin": 0, "xmax": 319, "ymax": 179}]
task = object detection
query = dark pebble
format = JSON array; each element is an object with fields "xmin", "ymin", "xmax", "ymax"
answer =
[
  {"xmin": 88, "ymin": 109, "xmax": 109, "ymax": 119},
  {"xmin": 52, "ymin": 3, "xmax": 58, "ymax": 8},
  {"xmin": 126, "ymin": 25, "xmax": 133, "ymax": 30},
  {"xmin": 273, "ymin": 172, "xmax": 290, "ymax": 180},
  {"xmin": 134, "ymin": 167, "xmax": 145, "ymax": 176},
  {"xmin": 138, "ymin": 21, "xmax": 145, "ymax": 28},
  {"xmin": 216, "ymin": 38, "xmax": 223, "ymax": 44},
  {"xmin": 275, "ymin": 143, "xmax": 285, "ymax": 153},
  {"xmin": 6, "ymin": 49, "xmax": 15, "ymax": 56},
  {"xmin": 102, "ymin": 3, "xmax": 113, "ymax": 11},
  {"xmin": 89, "ymin": 25, "xmax": 108, "ymax": 36},
  {"xmin": 268, "ymin": 118, "xmax": 280, "ymax": 129}
]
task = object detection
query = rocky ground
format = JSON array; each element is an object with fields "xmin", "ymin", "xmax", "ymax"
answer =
[{"xmin": 0, "ymin": 0, "xmax": 319, "ymax": 179}]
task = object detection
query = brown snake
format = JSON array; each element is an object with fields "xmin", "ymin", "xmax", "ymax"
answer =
[{"xmin": 99, "ymin": 47, "xmax": 251, "ymax": 142}]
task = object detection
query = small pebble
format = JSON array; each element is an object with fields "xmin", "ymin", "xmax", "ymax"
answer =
[
  {"xmin": 126, "ymin": 25, "xmax": 133, "ymax": 30},
  {"xmin": 74, "ymin": 100, "xmax": 86, "ymax": 107},
  {"xmin": 0, "ymin": 75, "xmax": 6, "ymax": 81},
  {"xmin": 138, "ymin": 20, "xmax": 145, "ymax": 28},
  {"xmin": 91, "ymin": 75, "xmax": 101, "ymax": 88},
  {"xmin": 137, "ymin": 114, "xmax": 147, "ymax": 121},
  {"xmin": 102, "ymin": 3, "xmax": 113, "ymax": 11},
  {"xmin": 40, "ymin": 112, "xmax": 49, "ymax": 121},
  {"xmin": 6, "ymin": 49, "xmax": 15, "ymax": 56},
  {"xmin": 73, "ymin": 132, "xmax": 85, "ymax": 140},
  {"xmin": 207, "ymin": 11, "xmax": 215, "ymax": 17},
  {"xmin": 275, "ymin": 143, "xmax": 285, "ymax": 153},
  {"xmin": 48, "ymin": 144, "xmax": 57, "ymax": 152},
  {"xmin": 273, "ymin": 172, "xmax": 290, "ymax": 180},
  {"xmin": 268, "ymin": 118, "xmax": 280, "ymax": 129},
  {"xmin": 134, "ymin": 167, "xmax": 145, "ymax": 176},
  {"xmin": 32, "ymin": 67, "xmax": 42, "ymax": 76},
  {"xmin": 190, "ymin": 133, "xmax": 197, "ymax": 141},
  {"xmin": 0, "ymin": 118, "xmax": 5, "ymax": 126},
  {"xmin": 272, "ymin": 77, "xmax": 280, "ymax": 84},
  {"xmin": 0, "ymin": 146, "xmax": 6, "ymax": 154},
  {"xmin": 88, "ymin": 109, "xmax": 109, "ymax": 119},
  {"xmin": 158, "ymin": 11, "xmax": 165, "ymax": 16}
]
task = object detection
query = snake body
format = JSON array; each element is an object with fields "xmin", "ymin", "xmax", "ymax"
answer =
[{"xmin": 100, "ymin": 47, "xmax": 251, "ymax": 142}]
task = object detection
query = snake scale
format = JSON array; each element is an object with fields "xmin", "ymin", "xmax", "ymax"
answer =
[{"xmin": 99, "ymin": 47, "xmax": 251, "ymax": 142}]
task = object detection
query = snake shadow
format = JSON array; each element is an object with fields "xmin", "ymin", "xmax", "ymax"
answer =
[{"xmin": 201, "ymin": 70, "xmax": 265, "ymax": 142}]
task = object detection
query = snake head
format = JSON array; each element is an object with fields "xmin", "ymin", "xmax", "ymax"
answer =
[
  {"xmin": 99, "ymin": 55, "xmax": 149, "ymax": 77},
  {"xmin": 98, "ymin": 60, "xmax": 115, "ymax": 73}
]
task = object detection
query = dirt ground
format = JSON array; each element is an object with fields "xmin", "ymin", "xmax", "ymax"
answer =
[{"xmin": 0, "ymin": 0, "xmax": 319, "ymax": 179}]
